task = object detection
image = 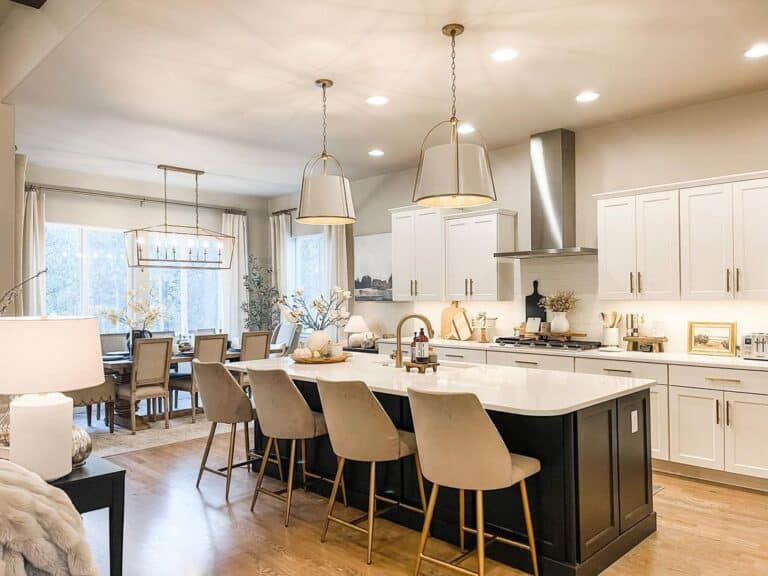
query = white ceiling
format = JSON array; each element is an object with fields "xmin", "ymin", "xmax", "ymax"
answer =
[{"xmin": 8, "ymin": 0, "xmax": 768, "ymax": 197}]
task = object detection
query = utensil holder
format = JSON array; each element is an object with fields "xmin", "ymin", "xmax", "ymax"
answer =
[{"xmin": 602, "ymin": 327, "xmax": 620, "ymax": 347}]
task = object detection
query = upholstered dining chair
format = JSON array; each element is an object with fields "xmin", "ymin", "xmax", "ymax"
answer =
[
  {"xmin": 169, "ymin": 333, "xmax": 227, "ymax": 422},
  {"xmin": 238, "ymin": 331, "xmax": 271, "ymax": 395},
  {"xmin": 270, "ymin": 323, "xmax": 300, "ymax": 357},
  {"xmin": 408, "ymin": 389, "xmax": 541, "ymax": 576},
  {"xmin": 317, "ymin": 378, "xmax": 427, "ymax": 565},
  {"xmin": 193, "ymin": 360, "xmax": 258, "ymax": 500},
  {"xmin": 116, "ymin": 338, "xmax": 173, "ymax": 434}
]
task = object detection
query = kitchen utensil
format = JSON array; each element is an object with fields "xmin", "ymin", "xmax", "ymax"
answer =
[
  {"xmin": 440, "ymin": 301, "xmax": 464, "ymax": 339},
  {"xmin": 525, "ymin": 280, "xmax": 547, "ymax": 322}
]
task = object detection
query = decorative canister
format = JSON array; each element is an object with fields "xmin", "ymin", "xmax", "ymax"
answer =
[{"xmin": 71, "ymin": 425, "xmax": 92, "ymax": 468}]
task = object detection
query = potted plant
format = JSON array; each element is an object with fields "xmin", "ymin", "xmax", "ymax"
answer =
[
  {"xmin": 279, "ymin": 287, "xmax": 351, "ymax": 356},
  {"xmin": 539, "ymin": 290, "xmax": 579, "ymax": 334},
  {"xmin": 242, "ymin": 256, "xmax": 280, "ymax": 331}
]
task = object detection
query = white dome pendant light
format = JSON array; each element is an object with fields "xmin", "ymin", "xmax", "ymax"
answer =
[
  {"xmin": 296, "ymin": 79, "xmax": 356, "ymax": 225},
  {"xmin": 413, "ymin": 24, "xmax": 497, "ymax": 208}
]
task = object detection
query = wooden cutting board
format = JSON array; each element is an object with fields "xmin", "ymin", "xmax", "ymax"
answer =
[{"xmin": 440, "ymin": 301, "xmax": 466, "ymax": 339}]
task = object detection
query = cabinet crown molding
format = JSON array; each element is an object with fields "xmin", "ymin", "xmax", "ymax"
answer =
[{"xmin": 594, "ymin": 169, "xmax": 768, "ymax": 199}]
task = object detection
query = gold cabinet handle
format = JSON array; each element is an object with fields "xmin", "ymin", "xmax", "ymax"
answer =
[
  {"xmin": 716, "ymin": 399, "xmax": 720, "ymax": 425},
  {"xmin": 464, "ymin": 278, "xmax": 468, "ymax": 296},
  {"xmin": 410, "ymin": 280, "xmax": 414, "ymax": 296},
  {"xmin": 637, "ymin": 271, "xmax": 642, "ymax": 294},
  {"xmin": 726, "ymin": 268, "xmax": 731, "ymax": 293},
  {"xmin": 736, "ymin": 268, "xmax": 741, "ymax": 292},
  {"xmin": 629, "ymin": 272, "xmax": 634, "ymax": 294},
  {"xmin": 603, "ymin": 367, "xmax": 632, "ymax": 374},
  {"xmin": 414, "ymin": 280, "xmax": 418, "ymax": 297},
  {"xmin": 726, "ymin": 400, "xmax": 731, "ymax": 427},
  {"xmin": 469, "ymin": 278, "xmax": 474, "ymax": 296},
  {"xmin": 514, "ymin": 360, "xmax": 539, "ymax": 366},
  {"xmin": 705, "ymin": 377, "xmax": 741, "ymax": 384},
  {"xmin": 445, "ymin": 353, "xmax": 465, "ymax": 359}
]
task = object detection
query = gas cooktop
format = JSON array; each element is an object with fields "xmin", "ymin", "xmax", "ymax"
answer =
[{"xmin": 495, "ymin": 337, "xmax": 602, "ymax": 351}]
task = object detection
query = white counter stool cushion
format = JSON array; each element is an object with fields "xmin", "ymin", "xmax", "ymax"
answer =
[
  {"xmin": 248, "ymin": 368, "xmax": 342, "ymax": 526},
  {"xmin": 169, "ymin": 333, "xmax": 227, "ymax": 422},
  {"xmin": 192, "ymin": 360, "xmax": 257, "ymax": 500},
  {"xmin": 116, "ymin": 338, "xmax": 172, "ymax": 434},
  {"xmin": 238, "ymin": 331, "xmax": 271, "ymax": 393},
  {"xmin": 408, "ymin": 388, "xmax": 541, "ymax": 576},
  {"xmin": 317, "ymin": 378, "xmax": 427, "ymax": 565}
]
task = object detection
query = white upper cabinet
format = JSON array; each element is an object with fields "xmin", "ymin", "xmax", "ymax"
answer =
[
  {"xmin": 680, "ymin": 183, "xmax": 734, "ymax": 300},
  {"xmin": 733, "ymin": 178, "xmax": 768, "ymax": 299},
  {"xmin": 390, "ymin": 207, "xmax": 446, "ymax": 302},
  {"xmin": 636, "ymin": 190, "xmax": 680, "ymax": 300},
  {"xmin": 597, "ymin": 196, "xmax": 637, "ymax": 299},
  {"xmin": 444, "ymin": 210, "xmax": 516, "ymax": 302}
]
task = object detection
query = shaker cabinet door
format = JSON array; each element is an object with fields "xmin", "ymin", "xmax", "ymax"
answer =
[
  {"xmin": 636, "ymin": 190, "xmax": 680, "ymax": 300},
  {"xmin": 680, "ymin": 184, "xmax": 734, "ymax": 300},
  {"xmin": 445, "ymin": 218, "xmax": 472, "ymax": 300},
  {"xmin": 466, "ymin": 214, "xmax": 499, "ymax": 301},
  {"xmin": 649, "ymin": 384, "xmax": 669, "ymax": 461},
  {"xmin": 724, "ymin": 391, "xmax": 768, "ymax": 479},
  {"xmin": 413, "ymin": 209, "xmax": 444, "ymax": 300},
  {"xmin": 597, "ymin": 197, "xmax": 637, "ymax": 299},
  {"xmin": 733, "ymin": 178, "xmax": 768, "ymax": 299},
  {"xmin": 669, "ymin": 386, "xmax": 724, "ymax": 470},
  {"xmin": 391, "ymin": 213, "xmax": 415, "ymax": 301}
]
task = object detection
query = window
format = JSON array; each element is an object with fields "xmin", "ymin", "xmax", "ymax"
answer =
[
  {"xmin": 45, "ymin": 224, "xmax": 129, "ymax": 332},
  {"xmin": 288, "ymin": 233, "xmax": 325, "ymax": 301},
  {"xmin": 149, "ymin": 269, "xmax": 219, "ymax": 336}
]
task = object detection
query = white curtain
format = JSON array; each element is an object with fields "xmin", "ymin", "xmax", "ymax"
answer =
[
  {"xmin": 18, "ymin": 155, "xmax": 45, "ymax": 315},
  {"xmin": 270, "ymin": 212, "xmax": 292, "ymax": 295},
  {"xmin": 325, "ymin": 224, "xmax": 349, "ymax": 341},
  {"xmin": 218, "ymin": 212, "xmax": 248, "ymax": 340}
]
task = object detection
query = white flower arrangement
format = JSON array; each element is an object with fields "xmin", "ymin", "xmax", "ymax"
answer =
[
  {"xmin": 102, "ymin": 288, "xmax": 164, "ymax": 331},
  {"xmin": 278, "ymin": 286, "xmax": 351, "ymax": 331}
]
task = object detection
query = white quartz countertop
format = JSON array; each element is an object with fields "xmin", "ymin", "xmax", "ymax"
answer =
[
  {"xmin": 377, "ymin": 337, "xmax": 768, "ymax": 372},
  {"xmin": 227, "ymin": 353, "xmax": 654, "ymax": 417}
]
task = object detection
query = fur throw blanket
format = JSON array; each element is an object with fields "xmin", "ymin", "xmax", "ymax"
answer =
[{"xmin": 0, "ymin": 460, "xmax": 97, "ymax": 576}]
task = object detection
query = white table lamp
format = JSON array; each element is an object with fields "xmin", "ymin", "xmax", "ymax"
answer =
[
  {"xmin": 0, "ymin": 316, "xmax": 103, "ymax": 480},
  {"xmin": 343, "ymin": 315, "xmax": 370, "ymax": 347}
]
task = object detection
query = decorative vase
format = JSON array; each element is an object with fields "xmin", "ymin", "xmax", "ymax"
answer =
[
  {"xmin": 71, "ymin": 425, "xmax": 92, "ymax": 468},
  {"xmin": 307, "ymin": 330, "xmax": 331, "ymax": 355},
  {"xmin": 126, "ymin": 329, "xmax": 152, "ymax": 355},
  {"xmin": 550, "ymin": 311, "xmax": 570, "ymax": 334}
]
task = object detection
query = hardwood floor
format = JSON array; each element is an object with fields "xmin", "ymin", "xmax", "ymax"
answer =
[{"xmin": 83, "ymin": 435, "xmax": 768, "ymax": 575}]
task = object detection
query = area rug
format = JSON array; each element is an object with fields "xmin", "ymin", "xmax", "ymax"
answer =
[{"xmin": 74, "ymin": 406, "xmax": 223, "ymax": 458}]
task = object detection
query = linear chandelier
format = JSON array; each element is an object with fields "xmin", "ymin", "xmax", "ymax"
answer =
[
  {"xmin": 124, "ymin": 164, "xmax": 235, "ymax": 270},
  {"xmin": 296, "ymin": 78, "xmax": 356, "ymax": 225},
  {"xmin": 412, "ymin": 23, "xmax": 497, "ymax": 208}
]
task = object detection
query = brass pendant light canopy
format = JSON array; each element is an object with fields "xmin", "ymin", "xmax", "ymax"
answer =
[
  {"xmin": 412, "ymin": 23, "xmax": 497, "ymax": 209},
  {"xmin": 296, "ymin": 79, "xmax": 356, "ymax": 225}
]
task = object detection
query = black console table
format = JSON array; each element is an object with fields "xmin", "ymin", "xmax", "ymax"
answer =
[{"xmin": 52, "ymin": 456, "xmax": 126, "ymax": 576}]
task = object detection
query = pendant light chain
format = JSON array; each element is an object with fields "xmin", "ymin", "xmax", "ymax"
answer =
[
  {"xmin": 450, "ymin": 30, "xmax": 457, "ymax": 121},
  {"xmin": 321, "ymin": 83, "xmax": 328, "ymax": 156},
  {"xmin": 163, "ymin": 167, "xmax": 168, "ymax": 231}
]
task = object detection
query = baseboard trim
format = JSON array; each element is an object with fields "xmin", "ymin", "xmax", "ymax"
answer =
[{"xmin": 653, "ymin": 460, "xmax": 768, "ymax": 493}]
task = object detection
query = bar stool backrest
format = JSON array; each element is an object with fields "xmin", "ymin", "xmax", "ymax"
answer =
[
  {"xmin": 192, "ymin": 360, "xmax": 252, "ymax": 424},
  {"xmin": 317, "ymin": 378, "xmax": 400, "ymax": 462},
  {"xmin": 407, "ymin": 388, "xmax": 514, "ymax": 491},
  {"xmin": 248, "ymin": 369, "xmax": 315, "ymax": 439}
]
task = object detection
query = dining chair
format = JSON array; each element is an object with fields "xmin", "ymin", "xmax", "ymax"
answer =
[
  {"xmin": 116, "ymin": 337, "xmax": 172, "ymax": 434},
  {"xmin": 169, "ymin": 333, "xmax": 227, "ymax": 422},
  {"xmin": 270, "ymin": 323, "xmax": 300, "ymax": 357},
  {"xmin": 238, "ymin": 331, "xmax": 271, "ymax": 394},
  {"xmin": 65, "ymin": 374, "xmax": 117, "ymax": 433},
  {"xmin": 193, "ymin": 360, "xmax": 259, "ymax": 500}
]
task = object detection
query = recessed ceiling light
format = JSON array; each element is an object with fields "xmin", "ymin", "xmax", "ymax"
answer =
[
  {"xmin": 366, "ymin": 95, "xmax": 389, "ymax": 106},
  {"xmin": 368, "ymin": 148, "xmax": 384, "ymax": 157},
  {"xmin": 491, "ymin": 48, "xmax": 519, "ymax": 62},
  {"xmin": 745, "ymin": 43, "xmax": 768, "ymax": 59},
  {"xmin": 457, "ymin": 123, "xmax": 475, "ymax": 135},
  {"xmin": 576, "ymin": 90, "xmax": 600, "ymax": 103}
]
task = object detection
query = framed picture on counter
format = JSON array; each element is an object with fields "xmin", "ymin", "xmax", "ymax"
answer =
[{"xmin": 687, "ymin": 321, "xmax": 737, "ymax": 356}]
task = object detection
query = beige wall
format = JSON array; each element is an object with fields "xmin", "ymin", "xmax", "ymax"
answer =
[
  {"xmin": 0, "ymin": 104, "xmax": 15, "ymax": 310},
  {"xmin": 306, "ymin": 88, "xmax": 768, "ymax": 348}
]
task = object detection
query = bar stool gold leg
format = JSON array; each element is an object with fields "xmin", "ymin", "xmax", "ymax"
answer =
[
  {"xmin": 301, "ymin": 439, "xmax": 309, "ymax": 489},
  {"xmin": 225, "ymin": 423, "xmax": 237, "ymax": 500},
  {"xmin": 244, "ymin": 421, "xmax": 250, "ymax": 463},
  {"xmin": 196, "ymin": 422, "xmax": 217, "ymax": 488},
  {"xmin": 476, "ymin": 490, "xmax": 486, "ymax": 576},
  {"xmin": 251, "ymin": 437, "xmax": 273, "ymax": 511},
  {"xmin": 459, "ymin": 488, "xmax": 466, "ymax": 553},
  {"xmin": 414, "ymin": 454, "xmax": 427, "ymax": 512},
  {"xmin": 520, "ymin": 479, "xmax": 539, "ymax": 576},
  {"xmin": 321, "ymin": 457, "xmax": 345, "ymax": 543},
  {"xmin": 414, "ymin": 484, "xmax": 439, "ymax": 576},
  {"xmin": 367, "ymin": 461, "xmax": 377, "ymax": 564},
  {"xmin": 284, "ymin": 439, "xmax": 297, "ymax": 527},
  {"xmin": 340, "ymin": 460, "xmax": 348, "ymax": 506},
  {"xmin": 274, "ymin": 440, "xmax": 284, "ymax": 481}
]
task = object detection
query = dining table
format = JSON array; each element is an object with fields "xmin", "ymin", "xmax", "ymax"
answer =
[{"xmin": 102, "ymin": 350, "xmax": 241, "ymax": 431}]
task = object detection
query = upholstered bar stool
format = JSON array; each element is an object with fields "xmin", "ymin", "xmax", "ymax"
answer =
[
  {"xmin": 193, "ymin": 360, "xmax": 259, "ymax": 500},
  {"xmin": 408, "ymin": 389, "xmax": 541, "ymax": 576},
  {"xmin": 317, "ymin": 378, "xmax": 427, "ymax": 565},
  {"xmin": 248, "ymin": 368, "xmax": 346, "ymax": 526}
]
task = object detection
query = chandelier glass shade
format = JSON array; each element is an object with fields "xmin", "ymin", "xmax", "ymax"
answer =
[
  {"xmin": 124, "ymin": 165, "xmax": 235, "ymax": 270},
  {"xmin": 296, "ymin": 79, "xmax": 356, "ymax": 225},
  {"xmin": 412, "ymin": 24, "xmax": 497, "ymax": 209}
]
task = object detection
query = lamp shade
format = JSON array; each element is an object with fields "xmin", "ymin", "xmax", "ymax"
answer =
[
  {"xmin": 0, "ymin": 316, "xmax": 104, "ymax": 394},
  {"xmin": 343, "ymin": 315, "xmax": 369, "ymax": 333},
  {"xmin": 413, "ymin": 141, "xmax": 496, "ymax": 208},
  {"xmin": 297, "ymin": 173, "xmax": 356, "ymax": 225}
]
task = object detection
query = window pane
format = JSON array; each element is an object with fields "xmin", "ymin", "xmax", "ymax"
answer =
[
  {"xmin": 150, "ymin": 269, "xmax": 182, "ymax": 334},
  {"xmin": 45, "ymin": 224, "xmax": 82, "ymax": 316},
  {"xmin": 293, "ymin": 234, "xmax": 324, "ymax": 302},
  {"xmin": 85, "ymin": 229, "xmax": 128, "ymax": 332},
  {"xmin": 187, "ymin": 270, "xmax": 219, "ymax": 333}
]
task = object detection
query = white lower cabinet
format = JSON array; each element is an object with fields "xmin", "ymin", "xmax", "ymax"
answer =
[
  {"xmin": 724, "ymin": 391, "xmax": 768, "ymax": 479},
  {"xmin": 486, "ymin": 350, "xmax": 574, "ymax": 372},
  {"xmin": 649, "ymin": 384, "xmax": 669, "ymax": 461},
  {"xmin": 669, "ymin": 385, "xmax": 724, "ymax": 470},
  {"xmin": 433, "ymin": 346, "xmax": 486, "ymax": 364}
]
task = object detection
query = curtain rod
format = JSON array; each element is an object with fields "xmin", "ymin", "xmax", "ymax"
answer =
[
  {"xmin": 27, "ymin": 182, "xmax": 249, "ymax": 215},
  {"xmin": 271, "ymin": 207, "xmax": 297, "ymax": 216}
]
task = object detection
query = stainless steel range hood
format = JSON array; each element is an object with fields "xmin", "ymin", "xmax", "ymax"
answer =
[{"xmin": 495, "ymin": 128, "xmax": 597, "ymax": 259}]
